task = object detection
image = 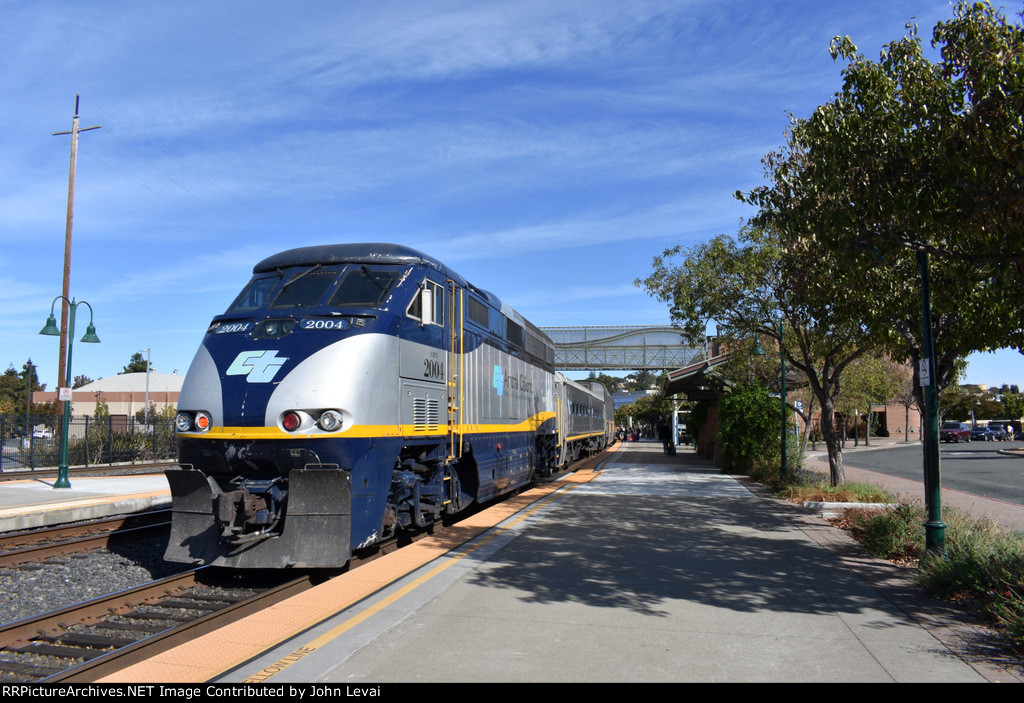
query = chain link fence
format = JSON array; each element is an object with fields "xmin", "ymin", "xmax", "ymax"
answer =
[{"xmin": 0, "ymin": 413, "xmax": 177, "ymax": 473}]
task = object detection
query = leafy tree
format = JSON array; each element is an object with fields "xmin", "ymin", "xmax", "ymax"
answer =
[
  {"xmin": 0, "ymin": 366, "xmax": 19, "ymax": 415},
  {"xmin": 741, "ymin": 2, "xmax": 1024, "ymax": 416},
  {"xmin": 941, "ymin": 381, "xmax": 1002, "ymax": 422},
  {"xmin": 134, "ymin": 403, "xmax": 161, "ymax": 425},
  {"xmin": 639, "ymin": 225, "xmax": 875, "ymax": 485},
  {"xmin": 0, "ymin": 360, "xmax": 46, "ymax": 416},
  {"xmin": 73, "ymin": 374, "xmax": 94, "ymax": 388},
  {"xmin": 1003, "ymin": 393, "xmax": 1024, "ymax": 421},
  {"xmin": 617, "ymin": 393, "xmax": 674, "ymax": 430},
  {"xmin": 835, "ymin": 355, "xmax": 911, "ymax": 444},
  {"xmin": 120, "ymin": 352, "xmax": 151, "ymax": 374}
]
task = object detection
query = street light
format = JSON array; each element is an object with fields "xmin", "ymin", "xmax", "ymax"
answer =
[
  {"xmin": 917, "ymin": 250, "xmax": 946, "ymax": 554},
  {"xmin": 39, "ymin": 296, "xmax": 100, "ymax": 488},
  {"xmin": 139, "ymin": 348, "xmax": 151, "ymax": 427},
  {"xmin": 751, "ymin": 321, "xmax": 788, "ymax": 478}
]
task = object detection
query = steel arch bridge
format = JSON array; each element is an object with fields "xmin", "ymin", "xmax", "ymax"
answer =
[{"xmin": 539, "ymin": 326, "xmax": 706, "ymax": 371}]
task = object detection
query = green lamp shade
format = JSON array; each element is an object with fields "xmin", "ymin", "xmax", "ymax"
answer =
[
  {"xmin": 39, "ymin": 314, "xmax": 60, "ymax": 336},
  {"xmin": 81, "ymin": 323, "xmax": 100, "ymax": 343}
]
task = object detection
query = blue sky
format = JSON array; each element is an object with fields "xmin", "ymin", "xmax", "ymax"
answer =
[{"xmin": 2, "ymin": 0, "xmax": 1022, "ymax": 391}]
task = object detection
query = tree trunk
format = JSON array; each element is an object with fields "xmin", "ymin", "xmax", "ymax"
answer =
[
  {"xmin": 800, "ymin": 394, "xmax": 817, "ymax": 457},
  {"xmin": 819, "ymin": 396, "xmax": 845, "ymax": 486}
]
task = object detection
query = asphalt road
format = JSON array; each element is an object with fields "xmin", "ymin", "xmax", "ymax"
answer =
[{"xmin": 838, "ymin": 440, "xmax": 1024, "ymax": 507}]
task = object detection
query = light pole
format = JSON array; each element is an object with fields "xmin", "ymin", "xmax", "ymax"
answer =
[
  {"xmin": 751, "ymin": 320, "xmax": 788, "ymax": 478},
  {"xmin": 917, "ymin": 250, "xmax": 946, "ymax": 554},
  {"xmin": 139, "ymin": 348, "xmax": 151, "ymax": 427},
  {"xmin": 39, "ymin": 296, "xmax": 100, "ymax": 488}
]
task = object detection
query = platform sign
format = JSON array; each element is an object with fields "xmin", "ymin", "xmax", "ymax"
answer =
[
  {"xmin": 58, "ymin": 387, "xmax": 72, "ymax": 402},
  {"xmin": 919, "ymin": 359, "xmax": 931, "ymax": 387}
]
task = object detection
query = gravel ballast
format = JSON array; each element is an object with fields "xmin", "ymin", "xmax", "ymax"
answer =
[{"xmin": 0, "ymin": 535, "xmax": 190, "ymax": 625}]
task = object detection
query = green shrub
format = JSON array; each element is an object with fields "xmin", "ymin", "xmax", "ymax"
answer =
[
  {"xmin": 717, "ymin": 383, "xmax": 780, "ymax": 474},
  {"xmin": 847, "ymin": 503, "xmax": 926, "ymax": 561},
  {"xmin": 916, "ymin": 510, "xmax": 1024, "ymax": 653}
]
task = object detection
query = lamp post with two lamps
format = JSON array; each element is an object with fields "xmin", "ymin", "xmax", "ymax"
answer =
[{"xmin": 39, "ymin": 296, "xmax": 100, "ymax": 489}]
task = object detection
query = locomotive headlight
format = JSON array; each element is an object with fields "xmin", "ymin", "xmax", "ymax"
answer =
[
  {"xmin": 174, "ymin": 412, "xmax": 193, "ymax": 432},
  {"xmin": 318, "ymin": 409, "xmax": 344, "ymax": 432}
]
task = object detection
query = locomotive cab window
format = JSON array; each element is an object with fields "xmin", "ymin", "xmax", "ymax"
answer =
[
  {"xmin": 407, "ymin": 279, "xmax": 444, "ymax": 326},
  {"xmin": 270, "ymin": 270, "xmax": 337, "ymax": 310},
  {"xmin": 227, "ymin": 275, "xmax": 282, "ymax": 313},
  {"xmin": 329, "ymin": 268, "xmax": 399, "ymax": 308}
]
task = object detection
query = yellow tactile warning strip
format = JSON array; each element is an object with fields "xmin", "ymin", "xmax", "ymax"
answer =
[{"xmin": 97, "ymin": 446, "xmax": 619, "ymax": 683}]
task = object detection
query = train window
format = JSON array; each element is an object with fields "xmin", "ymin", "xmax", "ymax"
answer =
[
  {"xmin": 227, "ymin": 275, "xmax": 282, "ymax": 312},
  {"xmin": 329, "ymin": 269, "xmax": 399, "ymax": 308},
  {"xmin": 407, "ymin": 279, "xmax": 444, "ymax": 326},
  {"xmin": 270, "ymin": 270, "xmax": 337, "ymax": 310}
]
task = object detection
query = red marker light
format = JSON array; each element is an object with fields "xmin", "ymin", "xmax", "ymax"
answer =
[
  {"xmin": 195, "ymin": 414, "xmax": 210, "ymax": 430},
  {"xmin": 282, "ymin": 412, "xmax": 301, "ymax": 432}
]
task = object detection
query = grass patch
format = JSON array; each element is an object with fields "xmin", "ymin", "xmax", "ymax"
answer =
[{"xmin": 778, "ymin": 479, "xmax": 893, "ymax": 505}]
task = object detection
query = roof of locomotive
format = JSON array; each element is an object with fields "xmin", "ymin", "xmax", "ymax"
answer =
[
  {"xmin": 252, "ymin": 243, "xmax": 554, "ymax": 349},
  {"xmin": 253, "ymin": 242, "xmax": 503, "ymax": 308}
]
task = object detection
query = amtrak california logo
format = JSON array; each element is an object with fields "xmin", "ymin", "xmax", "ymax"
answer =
[
  {"xmin": 492, "ymin": 365, "xmax": 504, "ymax": 396},
  {"xmin": 226, "ymin": 350, "xmax": 289, "ymax": 383}
]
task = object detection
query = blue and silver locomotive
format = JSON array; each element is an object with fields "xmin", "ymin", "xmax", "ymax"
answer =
[{"xmin": 165, "ymin": 243, "xmax": 612, "ymax": 568}]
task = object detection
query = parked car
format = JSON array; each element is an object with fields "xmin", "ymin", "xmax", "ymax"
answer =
[
  {"xmin": 971, "ymin": 425, "xmax": 999, "ymax": 441},
  {"xmin": 987, "ymin": 423, "xmax": 1009, "ymax": 441},
  {"xmin": 940, "ymin": 421, "xmax": 972, "ymax": 443}
]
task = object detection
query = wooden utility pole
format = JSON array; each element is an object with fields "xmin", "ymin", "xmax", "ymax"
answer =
[{"xmin": 51, "ymin": 95, "xmax": 100, "ymax": 389}]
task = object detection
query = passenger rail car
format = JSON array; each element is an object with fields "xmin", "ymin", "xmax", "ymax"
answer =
[{"xmin": 165, "ymin": 243, "xmax": 611, "ymax": 568}]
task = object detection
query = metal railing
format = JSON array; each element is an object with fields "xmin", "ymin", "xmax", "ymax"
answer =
[{"xmin": 0, "ymin": 413, "xmax": 177, "ymax": 473}]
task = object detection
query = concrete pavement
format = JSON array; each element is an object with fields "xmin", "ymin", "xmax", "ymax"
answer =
[{"xmin": 211, "ymin": 442, "xmax": 1021, "ymax": 683}]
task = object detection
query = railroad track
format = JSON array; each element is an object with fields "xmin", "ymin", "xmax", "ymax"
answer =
[
  {"xmin": 0, "ymin": 447, "xmax": 617, "ymax": 682},
  {"xmin": 0, "ymin": 566, "xmax": 324, "ymax": 682},
  {"xmin": 0, "ymin": 511, "xmax": 171, "ymax": 568}
]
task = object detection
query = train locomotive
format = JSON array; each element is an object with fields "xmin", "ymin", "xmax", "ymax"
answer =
[{"xmin": 166, "ymin": 243, "xmax": 614, "ymax": 568}]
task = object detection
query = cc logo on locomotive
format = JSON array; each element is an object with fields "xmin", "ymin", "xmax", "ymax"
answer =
[{"xmin": 226, "ymin": 350, "xmax": 289, "ymax": 383}]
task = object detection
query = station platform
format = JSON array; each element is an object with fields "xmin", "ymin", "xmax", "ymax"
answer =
[
  {"xmin": 88, "ymin": 442, "xmax": 1021, "ymax": 684},
  {"xmin": 0, "ymin": 474, "xmax": 170, "ymax": 533}
]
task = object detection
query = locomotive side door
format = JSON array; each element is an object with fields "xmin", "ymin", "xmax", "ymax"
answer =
[{"xmin": 400, "ymin": 278, "xmax": 447, "ymax": 435}]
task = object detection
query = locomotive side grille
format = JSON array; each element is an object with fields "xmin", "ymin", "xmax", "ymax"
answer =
[{"xmin": 412, "ymin": 397, "xmax": 440, "ymax": 432}]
